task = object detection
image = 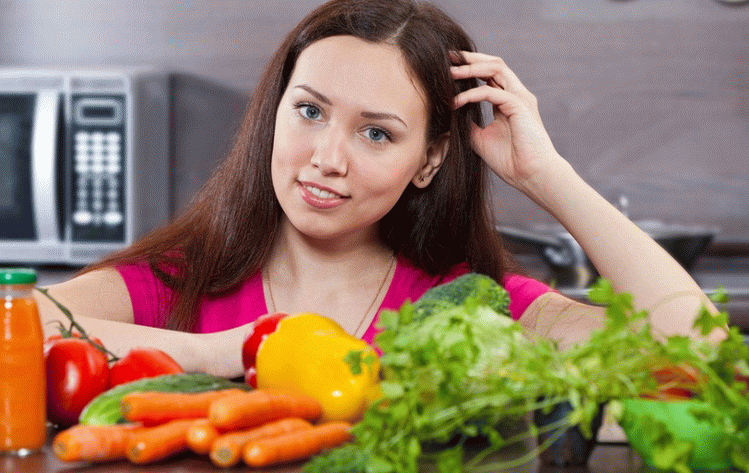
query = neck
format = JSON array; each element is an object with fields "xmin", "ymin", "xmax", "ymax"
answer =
[
  {"xmin": 263, "ymin": 218, "xmax": 397, "ymax": 334},
  {"xmin": 269, "ymin": 217, "xmax": 393, "ymax": 279}
]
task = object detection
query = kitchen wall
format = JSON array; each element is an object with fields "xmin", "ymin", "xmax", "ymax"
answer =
[{"xmin": 1, "ymin": 0, "xmax": 748, "ymax": 244}]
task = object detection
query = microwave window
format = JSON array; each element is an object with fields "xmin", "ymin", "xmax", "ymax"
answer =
[{"xmin": 0, "ymin": 113, "xmax": 22, "ymax": 211}]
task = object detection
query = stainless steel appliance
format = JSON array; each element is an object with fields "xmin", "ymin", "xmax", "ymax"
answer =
[
  {"xmin": 498, "ymin": 220, "xmax": 718, "ymax": 288},
  {"xmin": 0, "ymin": 67, "xmax": 169, "ymax": 265}
]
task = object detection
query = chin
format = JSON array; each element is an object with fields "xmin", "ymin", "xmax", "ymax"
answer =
[{"xmin": 286, "ymin": 218, "xmax": 344, "ymax": 241}]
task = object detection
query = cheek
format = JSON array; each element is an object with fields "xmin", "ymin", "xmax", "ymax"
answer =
[
  {"xmin": 271, "ymin": 128, "xmax": 310, "ymax": 175},
  {"xmin": 351, "ymin": 156, "xmax": 420, "ymax": 198}
]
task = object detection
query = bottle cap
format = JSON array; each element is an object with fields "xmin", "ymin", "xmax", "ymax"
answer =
[{"xmin": 0, "ymin": 268, "xmax": 38, "ymax": 285}]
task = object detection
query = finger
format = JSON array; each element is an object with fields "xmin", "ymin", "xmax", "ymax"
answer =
[
  {"xmin": 451, "ymin": 62, "xmax": 509, "ymax": 90},
  {"xmin": 453, "ymin": 84, "xmax": 528, "ymax": 115},
  {"xmin": 456, "ymin": 50, "xmax": 515, "ymax": 63},
  {"xmin": 451, "ymin": 51, "xmax": 529, "ymax": 94}
]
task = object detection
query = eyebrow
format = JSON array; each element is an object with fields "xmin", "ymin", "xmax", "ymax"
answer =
[{"xmin": 293, "ymin": 84, "xmax": 408, "ymax": 128}]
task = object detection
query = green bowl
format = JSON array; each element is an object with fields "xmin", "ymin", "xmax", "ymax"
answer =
[{"xmin": 619, "ymin": 398, "xmax": 732, "ymax": 470}]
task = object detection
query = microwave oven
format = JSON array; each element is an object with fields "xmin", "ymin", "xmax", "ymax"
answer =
[{"xmin": 0, "ymin": 68, "xmax": 170, "ymax": 265}]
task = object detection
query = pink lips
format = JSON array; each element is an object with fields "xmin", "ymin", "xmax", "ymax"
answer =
[{"xmin": 298, "ymin": 181, "xmax": 348, "ymax": 209}]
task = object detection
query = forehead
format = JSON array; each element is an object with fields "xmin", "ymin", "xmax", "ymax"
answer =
[{"xmin": 287, "ymin": 35, "xmax": 428, "ymax": 125}]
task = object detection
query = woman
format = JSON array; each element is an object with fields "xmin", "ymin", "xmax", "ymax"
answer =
[{"xmin": 37, "ymin": 0, "xmax": 721, "ymax": 379}]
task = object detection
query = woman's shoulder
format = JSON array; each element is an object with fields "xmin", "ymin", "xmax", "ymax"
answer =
[
  {"xmin": 501, "ymin": 273, "xmax": 554, "ymax": 320},
  {"xmin": 115, "ymin": 261, "xmax": 267, "ymax": 332},
  {"xmin": 115, "ymin": 260, "xmax": 175, "ymax": 328}
]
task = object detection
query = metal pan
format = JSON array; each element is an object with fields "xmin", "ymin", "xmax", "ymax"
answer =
[{"xmin": 497, "ymin": 220, "xmax": 718, "ymax": 288}]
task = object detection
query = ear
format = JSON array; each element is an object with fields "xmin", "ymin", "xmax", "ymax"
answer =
[{"xmin": 412, "ymin": 133, "xmax": 449, "ymax": 188}]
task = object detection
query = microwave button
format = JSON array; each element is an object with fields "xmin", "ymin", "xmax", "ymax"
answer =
[
  {"xmin": 73, "ymin": 210, "xmax": 93, "ymax": 226},
  {"xmin": 106, "ymin": 131, "xmax": 120, "ymax": 141},
  {"xmin": 104, "ymin": 211, "xmax": 123, "ymax": 226},
  {"xmin": 75, "ymin": 131, "xmax": 89, "ymax": 142}
]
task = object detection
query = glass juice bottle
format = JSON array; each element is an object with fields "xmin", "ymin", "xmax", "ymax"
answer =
[{"xmin": 0, "ymin": 268, "xmax": 46, "ymax": 455}]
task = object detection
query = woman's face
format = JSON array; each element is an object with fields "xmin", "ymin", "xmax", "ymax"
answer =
[{"xmin": 271, "ymin": 35, "xmax": 443, "ymax": 245}]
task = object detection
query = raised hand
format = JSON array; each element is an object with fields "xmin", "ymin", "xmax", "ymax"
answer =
[{"xmin": 450, "ymin": 51, "xmax": 562, "ymax": 194}]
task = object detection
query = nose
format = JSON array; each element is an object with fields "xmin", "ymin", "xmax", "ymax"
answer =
[{"xmin": 310, "ymin": 125, "xmax": 348, "ymax": 176}]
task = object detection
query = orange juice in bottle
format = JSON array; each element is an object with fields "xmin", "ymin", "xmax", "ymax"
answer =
[{"xmin": 0, "ymin": 268, "xmax": 46, "ymax": 455}]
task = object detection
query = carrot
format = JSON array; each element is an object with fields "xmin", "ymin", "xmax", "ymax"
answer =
[
  {"xmin": 208, "ymin": 389, "xmax": 322, "ymax": 430},
  {"xmin": 52, "ymin": 423, "xmax": 143, "ymax": 462},
  {"xmin": 125, "ymin": 418, "xmax": 200, "ymax": 464},
  {"xmin": 121, "ymin": 388, "xmax": 245, "ymax": 424},
  {"xmin": 242, "ymin": 421, "xmax": 352, "ymax": 467},
  {"xmin": 209, "ymin": 417, "xmax": 313, "ymax": 467},
  {"xmin": 185, "ymin": 419, "xmax": 222, "ymax": 455}
]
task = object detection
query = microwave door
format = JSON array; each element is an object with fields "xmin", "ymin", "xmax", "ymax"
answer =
[
  {"xmin": 0, "ymin": 93, "xmax": 37, "ymax": 240},
  {"xmin": 30, "ymin": 90, "xmax": 62, "ymax": 243}
]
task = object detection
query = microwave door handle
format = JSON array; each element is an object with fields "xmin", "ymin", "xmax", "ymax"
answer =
[{"xmin": 31, "ymin": 90, "xmax": 61, "ymax": 243}]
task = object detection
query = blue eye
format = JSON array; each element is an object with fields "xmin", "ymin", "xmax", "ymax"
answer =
[
  {"xmin": 300, "ymin": 104, "xmax": 321, "ymax": 120},
  {"xmin": 367, "ymin": 127, "xmax": 391, "ymax": 143}
]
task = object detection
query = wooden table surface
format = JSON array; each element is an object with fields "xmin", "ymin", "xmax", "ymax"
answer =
[{"xmin": 3, "ymin": 435, "xmax": 647, "ymax": 473}]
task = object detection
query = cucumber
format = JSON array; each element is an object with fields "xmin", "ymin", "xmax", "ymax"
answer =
[{"xmin": 79, "ymin": 373, "xmax": 251, "ymax": 425}]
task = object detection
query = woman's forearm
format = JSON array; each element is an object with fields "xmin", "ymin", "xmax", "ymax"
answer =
[
  {"xmin": 522, "ymin": 158, "xmax": 722, "ymax": 341},
  {"xmin": 35, "ymin": 290, "xmax": 245, "ymax": 378}
]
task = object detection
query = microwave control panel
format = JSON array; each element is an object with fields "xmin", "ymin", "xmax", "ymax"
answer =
[{"xmin": 69, "ymin": 94, "xmax": 126, "ymax": 243}]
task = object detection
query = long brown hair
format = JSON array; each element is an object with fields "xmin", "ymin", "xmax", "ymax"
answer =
[{"xmin": 88, "ymin": 0, "xmax": 515, "ymax": 331}]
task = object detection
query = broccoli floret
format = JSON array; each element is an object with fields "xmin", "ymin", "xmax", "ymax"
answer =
[{"xmin": 412, "ymin": 273, "xmax": 511, "ymax": 321}]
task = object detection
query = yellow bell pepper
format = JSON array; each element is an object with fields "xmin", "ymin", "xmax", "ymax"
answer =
[{"xmin": 255, "ymin": 312, "xmax": 381, "ymax": 422}]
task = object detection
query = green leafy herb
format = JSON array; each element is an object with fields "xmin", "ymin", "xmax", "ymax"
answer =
[{"xmin": 304, "ymin": 276, "xmax": 749, "ymax": 473}]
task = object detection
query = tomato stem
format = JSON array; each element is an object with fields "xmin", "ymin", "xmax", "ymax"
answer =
[{"xmin": 35, "ymin": 286, "xmax": 120, "ymax": 362}]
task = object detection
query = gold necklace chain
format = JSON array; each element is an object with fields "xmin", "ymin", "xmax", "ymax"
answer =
[{"xmin": 265, "ymin": 255, "xmax": 396, "ymax": 334}]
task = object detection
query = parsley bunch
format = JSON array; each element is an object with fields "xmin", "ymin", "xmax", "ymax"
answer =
[{"xmin": 306, "ymin": 277, "xmax": 749, "ymax": 473}]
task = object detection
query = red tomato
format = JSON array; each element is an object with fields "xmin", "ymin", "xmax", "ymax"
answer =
[
  {"xmin": 647, "ymin": 364, "xmax": 701, "ymax": 400},
  {"xmin": 45, "ymin": 338, "xmax": 110, "ymax": 427},
  {"xmin": 108, "ymin": 348, "xmax": 185, "ymax": 388},
  {"xmin": 44, "ymin": 333, "xmax": 103, "ymax": 355},
  {"xmin": 242, "ymin": 312, "xmax": 287, "ymax": 387}
]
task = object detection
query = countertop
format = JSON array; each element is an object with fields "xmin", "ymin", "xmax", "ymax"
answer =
[{"xmin": 2, "ymin": 428, "xmax": 649, "ymax": 473}]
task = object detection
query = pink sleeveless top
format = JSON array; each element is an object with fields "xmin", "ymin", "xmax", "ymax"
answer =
[{"xmin": 117, "ymin": 256, "xmax": 551, "ymax": 344}]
